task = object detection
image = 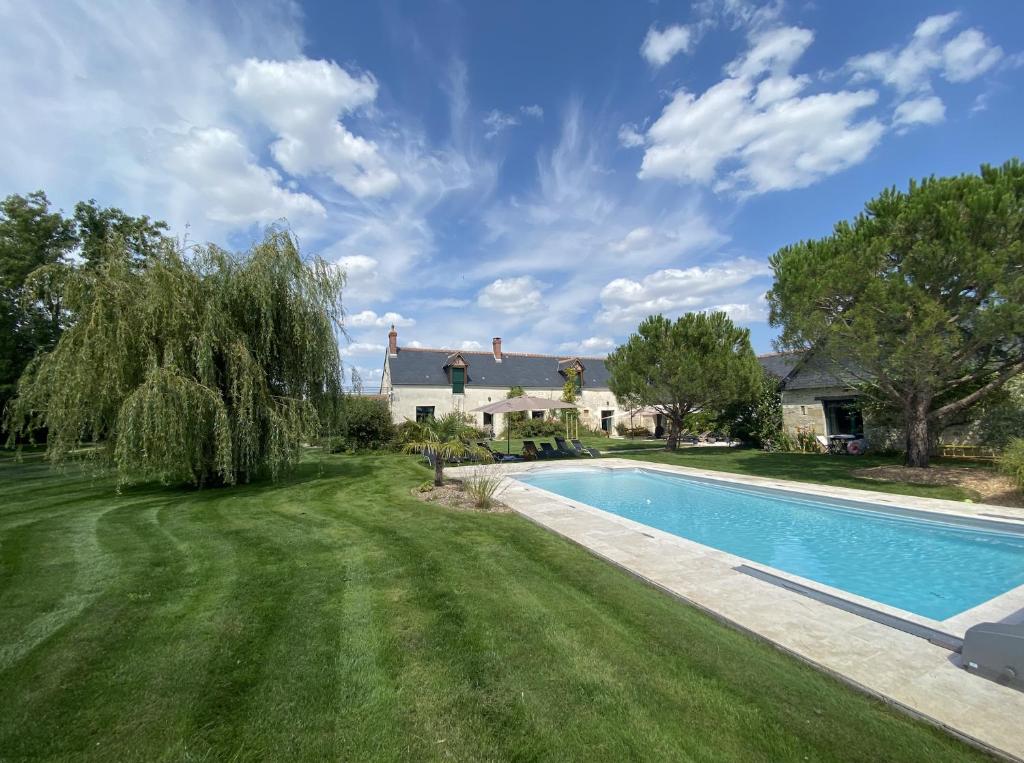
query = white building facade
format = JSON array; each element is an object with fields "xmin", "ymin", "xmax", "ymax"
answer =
[{"xmin": 378, "ymin": 328, "xmax": 626, "ymax": 435}]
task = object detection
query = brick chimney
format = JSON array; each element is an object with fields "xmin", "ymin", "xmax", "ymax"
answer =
[
  {"xmin": 492, "ymin": 337, "xmax": 502, "ymax": 362},
  {"xmin": 388, "ymin": 324, "xmax": 398, "ymax": 357}
]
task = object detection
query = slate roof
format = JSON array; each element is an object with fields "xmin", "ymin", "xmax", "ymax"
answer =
[
  {"xmin": 387, "ymin": 348, "xmax": 612, "ymax": 389},
  {"xmin": 780, "ymin": 351, "xmax": 860, "ymax": 390},
  {"xmin": 757, "ymin": 351, "xmax": 802, "ymax": 381},
  {"xmin": 387, "ymin": 346, "xmax": 813, "ymax": 391}
]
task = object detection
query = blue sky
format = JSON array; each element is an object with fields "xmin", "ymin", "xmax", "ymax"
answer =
[{"xmin": 1, "ymin": 1, "xmax": 1021, "ymax": 388}]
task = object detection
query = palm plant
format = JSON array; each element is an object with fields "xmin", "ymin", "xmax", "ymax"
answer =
[{"xmin": 401, "ymin": 411, "xmax": 483, "ymax": 486}]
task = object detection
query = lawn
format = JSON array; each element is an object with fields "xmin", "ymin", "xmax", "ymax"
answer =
[{"xmin": 0, "ymin": 450, "xmax": 987, "ymax": 761}]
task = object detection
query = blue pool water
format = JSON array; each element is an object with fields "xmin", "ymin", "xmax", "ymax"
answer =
[{"xmin": 517, "ymin": 468, "xmax": 1024, "ymax": 620}]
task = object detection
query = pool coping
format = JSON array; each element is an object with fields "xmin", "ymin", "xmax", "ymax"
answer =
[{"xmin": 446, "ymin": 458, "xmax": 1024, "ymax": 761}]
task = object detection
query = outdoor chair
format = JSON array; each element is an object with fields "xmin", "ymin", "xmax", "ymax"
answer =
[
  {"xmin": 553, "ymin": 436, "xmax": 578, "ymax": 456},
  {"xmin": 522, "ymin": 440, "xmax": 543, "ymax": 459},
  {"xmin": 677, "ymin": 430, "xmax": 699, "ymax": 445},
  {"xmin": 539, "ymin": 442, "xmax": 566, "ymax": 458},
  {"xmin": 478, "ymin": 441, "xmax": 523, "ymax": 463},
  {"xmin": 571, "ymin": 438, "xmax": 601, "ymax": 457}
]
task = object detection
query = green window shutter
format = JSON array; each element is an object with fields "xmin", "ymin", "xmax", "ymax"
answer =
[{"xmin": 452, "ymin": 367, "xmax": 465, "ymax": 394}]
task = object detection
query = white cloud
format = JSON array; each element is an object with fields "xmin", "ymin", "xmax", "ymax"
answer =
[
  {"xmin": 893, "ymin": 96, "xmax": 945, "ymax": 130},
  {"xmin": 459, "ymin": 340, "xmax": 484, "ymax": 350},
  {"xmin": 233, "ymin": 58, "xmax": 400, "ymax": 198},
  {"xmin": 610, "ymin": 226, "xmax": 657, "ymax": 252},
  {"xmin": 483, "ymin": 109, "xmax": 520, "ymax": 139},
  {"xmin": 477, "ymin": 276, "xmax": 545, "ymax": 314},
  {"xmin": 704, "ymin": 298, "xmax": 768, "ymax": 323},
  {"xmin": 337, "ymin": 254, "xmax": 378, "ymax": 276},
  {"xmin": 558, "ymin": 337, "xmax": 616, "ymax": 355},
  {"xmin": 618, "ymin": 124, "xmax": 646, "ymax": 148},
  {"xmin": 349, "ymin": 310, "xmax": 416, "ymax": 328},
  {"xmin": 0, "ymin": 0, "xmax": 311, "ymax": 243},
  {"xmin": 483, "ymin": 104, "xmax": 544, "ymax": 139},
  {"xmin": 597, "ymin": 258, "xmax": 770, "ymax": 325},
  {"xmin": 943, "ymin": 29, "xmax": 1004, "ymax": 83},
  {"xmin": 638, "ymin": 27, "xmax": 884, "ymax": 195},
  {"xmin": 641, "ymin": 24, "xmax": 694, "ymax": 68},
  {"xmin": 169, "ymin": 127, "xmax": 326, "ymax": 225},
  {"xmin": 341, "ymin": 342, "xmax": 385, "ymax": 356},
  {"xmin": 848, "ymin": 13, "xmax": 1002, "ymax": 94}
]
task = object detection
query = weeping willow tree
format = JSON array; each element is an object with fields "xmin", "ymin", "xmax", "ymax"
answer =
[{"xmin": 6, "ymin": 228, "xmax": 345, "ymax": 486}]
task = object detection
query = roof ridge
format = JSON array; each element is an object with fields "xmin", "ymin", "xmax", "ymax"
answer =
[{"xmin": 397, "ymin": 346, "xmax": 607, "ymax": 360}]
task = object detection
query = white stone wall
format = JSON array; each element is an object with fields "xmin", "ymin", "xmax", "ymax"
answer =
[{"xmin": 383, "ymin": 382, "xmax": 624, "ymax": 434}]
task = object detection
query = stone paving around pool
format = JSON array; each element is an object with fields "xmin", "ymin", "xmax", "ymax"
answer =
[{"xmin": 447, "ymin": 458, "xmax": 1024, "ymax": 761}]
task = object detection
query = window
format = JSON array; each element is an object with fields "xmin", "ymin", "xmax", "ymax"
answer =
[
  {"xmin": 483, "ymin": 412, "xmax": 493, "ymax": 427},
  {"xmin": 824, "ymin": 399, "xmax": 863, "ymax": 437},
  {"xmin": 574, "ymin": 374, "xmax": 583, "ymax": 394},
  {"xmin": 531, "ymin": 410, "xmax": 544, "ymax": 420},
  {"xmin": 451, "ymin": 366, "xmax": 465, "ymax": 394},
  {"xmin": 600, "ymin": 410, "xmax": 613, "ymax": 433},
  {"xmin": 415, "ymin": 406, "xmax": 435, "ymax": 422}
]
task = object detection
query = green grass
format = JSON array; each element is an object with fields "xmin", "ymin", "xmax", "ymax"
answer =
[
  {"xmin": 0, "ymin": 451, "xmax": 987, "ymax": 761},
  {"xmin": 615, "ymin": 447, "xmax": 984, "ymax": 502}
]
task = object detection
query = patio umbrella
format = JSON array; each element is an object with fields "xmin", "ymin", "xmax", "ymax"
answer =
[{"xmin": 470, "ymin": 396, "xmax": 579, "ymax": 453}]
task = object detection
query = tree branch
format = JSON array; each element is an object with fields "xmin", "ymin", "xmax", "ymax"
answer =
[{"xmin": 930, "ymin": 360, "xmax": 1024, "ymax": 423}]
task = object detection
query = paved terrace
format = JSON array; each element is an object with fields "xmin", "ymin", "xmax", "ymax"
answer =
[{"xmin": 446, "ymin": 458, "xmax": 1024, "ymax": 761}]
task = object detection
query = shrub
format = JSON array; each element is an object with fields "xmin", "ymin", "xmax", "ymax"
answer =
[
  {"xmin": 321, "ymin": 435, "xmax": 346, "ymax": 453},
  {"xmin": 342, "ymin": 397, "xmax": 393, "ymax": 451},
  {"xmin": 462, "ymin": 467, "xmax": 503, "ymax": 509},
  {"xmin": 508, "ymin": 418, "xmax": 563, "ymax": 438},
  {"xmin": 718, "ymin": 372, "xmax": 783, "ymax": 448},
  {"xmin": 391, "ymin": 420, "xmax": 422, "ymax": 449},
  {"xmin": 999, "ymin": 438, "xmax": 1024, "ymax": 491}
]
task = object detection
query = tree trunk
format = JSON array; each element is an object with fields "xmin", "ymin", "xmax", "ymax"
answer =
[
  {"xmin": 432, "ymin": 453, "xmax": 444, "ymax": 486},
  {"xmin": 665, "ymin": 419, "xmax": 679, "ymax": 451},
  {"xmin": 904, "ymin": 396, "xmax": 932, "ymax": 468}
]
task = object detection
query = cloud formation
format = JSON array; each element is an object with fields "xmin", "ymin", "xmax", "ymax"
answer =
[
  {"xmin": 349, "ymin": 310, "xmax": 416, "ymax": 328},
  {"xmin": 477, "ymin": 276, "xmax": 545, "ymax": 313},
  {"xmin": 233, "ymin": 57, "xmax": 400, "ymax": 198},
  {"xmin": 641, "ymin": 24, "xmax": 694, "ymax": 68},
  {"xmin": 597, "ymin": 259, "xmax": 770, "ymax": 325},
  {"xmin": 637, "ymin": 26, "xmax": 884, "ymax": 195}
]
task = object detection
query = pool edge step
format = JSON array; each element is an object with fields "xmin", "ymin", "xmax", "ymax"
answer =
[{"xmin": 735, "ymin": 564, "xmax": 965, "ymax": 653}]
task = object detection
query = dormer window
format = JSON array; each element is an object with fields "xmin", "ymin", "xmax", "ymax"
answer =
[
  {"xmin": 445, "ymin": 352, "xmax": 469, "ymax": 394},
  {"xmin": 558, "ymin": 358, "xmax": 585, "ymax": 394}
]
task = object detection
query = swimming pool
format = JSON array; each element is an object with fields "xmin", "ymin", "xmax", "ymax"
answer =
[{"xmin": 516, "ymin": 468, "xmax": 1024, "ymax": 621}]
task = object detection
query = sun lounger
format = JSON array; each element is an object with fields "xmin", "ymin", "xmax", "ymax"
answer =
[
  {"xmin": 478, "ymin": 441, "xmax": 523, "ymax": 463},
  {"xmin": 571, "ymin": 438, "xmax": 601, "ymax": 457},
  {"xmin": 538, "ymin": 442, "xmax": 565, "ymax": 458},
  {"xmin": 522, "ymin": 440, "xmax": 543, "ymax": 460},
  {"xmin": 553, "ymin": 436, "xmax": 577, "ymax": 456}
]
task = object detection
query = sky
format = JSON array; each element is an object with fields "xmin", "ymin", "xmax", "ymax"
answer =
[{"xmin": 1, "ymin": 1, "xmax": 1021, "ymax": 389}]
